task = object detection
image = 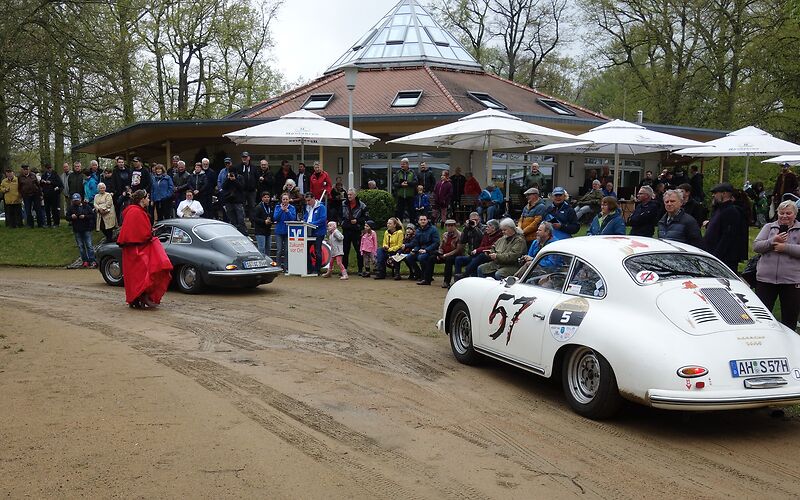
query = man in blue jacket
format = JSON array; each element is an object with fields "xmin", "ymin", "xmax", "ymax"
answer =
[
  {"xmin": 547, "ymin": 186, "xmax": 580, "ymax": 236},
  {"xmin": 405, "ymin": 214, "xmax": 441, "ymax": 285},
  {"xmin": 303, "ymin": 192, "xmax": 328, "ymax": 275}
]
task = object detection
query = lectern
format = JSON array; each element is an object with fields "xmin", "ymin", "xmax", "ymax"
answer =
[{"xmin": 286, "ymin": 221, "xmax": 317, "ymax": 276}]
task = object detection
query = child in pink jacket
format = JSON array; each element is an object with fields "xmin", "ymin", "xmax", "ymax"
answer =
[{"xmin": 359, "ymin": 220, "xmax": 378, "ymax": 277}]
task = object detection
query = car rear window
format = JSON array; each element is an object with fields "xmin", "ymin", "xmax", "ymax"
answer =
[
  {"xmin": 624, "ymin": 253, "xmax": 737, "ymax": 285},
  {"xmin": 193, "ymin": 223, "xmax": 244, "ymax": 241}
]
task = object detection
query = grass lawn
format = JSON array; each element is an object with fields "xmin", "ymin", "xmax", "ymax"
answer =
[{"xmin": 0, "ymin": 225, "xmax": 104, "ymax": 267}]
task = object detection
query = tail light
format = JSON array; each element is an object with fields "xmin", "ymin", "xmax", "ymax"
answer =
[{"xmin": 677, "ymin": 366, "xmax": 708, "ymax": 378}]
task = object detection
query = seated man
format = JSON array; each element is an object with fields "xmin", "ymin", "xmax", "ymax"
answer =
[
  {"xmin": 574, "ymin": 180, "xmax": 603, "ymax": 221},
  {"xmin": 404, "ymin": 214, "xmax": 440, "ymax": 285},
  {"xmin": 521, "ymin": 221, "xmax": 561, "ymax": 264},
  {"xmin": 477, "ymin": 184, "xmax": 503, "ymax": 222},
  {"xmin": 455, "ymin": 218, "xmax": 502, "ymax": 280},
  {"xmin": 477, "ymin": 218, "xmax": 527, "ymax": 280}
]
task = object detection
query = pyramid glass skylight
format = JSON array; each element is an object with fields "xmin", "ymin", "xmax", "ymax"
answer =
[{"xmin": 325, "ymin": 0, "xmax": 483, "ymax": 74}]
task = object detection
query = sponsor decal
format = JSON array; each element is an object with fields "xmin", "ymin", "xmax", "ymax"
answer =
[
  {"xmin": 635, "ymin": 270, "xmax": 659, "ymax": 284},
  {"xmin": 549, "ymin": 297, "xmax": 589, "ymax": 342}
]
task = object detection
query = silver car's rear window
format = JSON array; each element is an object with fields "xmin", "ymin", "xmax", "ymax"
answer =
[
  {"xmin": 624, "ymin": 253, "xmax": 737, "ymax": 285},
  {"xmin": 193, "ymin": 223, "xmax": 244, "ymax": 241}
]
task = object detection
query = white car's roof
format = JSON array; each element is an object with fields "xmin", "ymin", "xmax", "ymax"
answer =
[{"xmin": 542, "ymin": 236, "xmax": 708, "ymax": 263}]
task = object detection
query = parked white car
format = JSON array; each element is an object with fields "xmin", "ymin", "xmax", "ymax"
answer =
[{"xmin": 437, "ymin": 236, "xmax": 800, "ymax": 419}]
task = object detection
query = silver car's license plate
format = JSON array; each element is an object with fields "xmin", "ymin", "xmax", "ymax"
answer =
[
  {"xmin": 243, "ymin": 259, "xmax": 269, "ymax": 269},
  {"xmin": 729, "ymin": 358, "xmax": 790, "ymax": 378}
]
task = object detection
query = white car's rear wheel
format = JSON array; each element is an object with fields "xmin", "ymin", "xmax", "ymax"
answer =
[
  {"xmin": 448, "ymin": 302, "xmax": 481, "ymax": 365},
  {"xmin": 562, "ymin": 346, "xmax": 621, "ymax": 419}
]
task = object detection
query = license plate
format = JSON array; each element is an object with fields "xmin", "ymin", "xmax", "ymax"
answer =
[
  {"xmin": 729, "ymin": 358, "xmax": 790, "ymax": 378},
  {"xmin": 243, "ymin": 259, "xmax": 269, "ymax": 269}
]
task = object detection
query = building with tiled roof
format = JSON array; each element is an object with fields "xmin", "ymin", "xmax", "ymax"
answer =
[{"xmin": 75, "ymin": 0, "xmax": 724, "ymax": 200}]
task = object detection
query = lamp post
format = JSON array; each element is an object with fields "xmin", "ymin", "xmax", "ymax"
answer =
[{"xmin": 343, "ymin": 65, "xmax": 358, "ymax": 190}]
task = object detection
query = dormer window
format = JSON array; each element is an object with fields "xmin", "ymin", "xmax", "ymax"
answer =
[
  {"xmin": 467, "ymin": 91, "xmax": 506, "ymax": 110},
  {"xmin": 392, "ymin": 90, "xmax": 423, "ymax": 107},
  {"xmin": 302, "ymin": 93, "xmax": 334, "ymax": 110},
  {"xmin": 538, "ymin": 98, "xmax": 576, "ymax": 116}
]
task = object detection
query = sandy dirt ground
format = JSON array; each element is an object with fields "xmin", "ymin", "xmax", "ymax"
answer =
[{"xmin": 1, "ymin": 267, "xmax": 800, "ymax": 499}]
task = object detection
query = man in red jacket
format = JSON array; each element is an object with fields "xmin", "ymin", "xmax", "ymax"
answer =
[{"xmin": 309, "ymin": 161, "xmax": 332, "ymax": 205}]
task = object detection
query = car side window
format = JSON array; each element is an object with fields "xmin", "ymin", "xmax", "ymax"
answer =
[
  {"xmin": 154, "ymin": 225, "xmax": 172, "ymax": 242},
  {"xmin": 566, "ymin": 260, "xmax": 606, "ymax": 298},
  {"xmin": 171, "ymin": 227, "xmax": 192, "ymax": 244},
  {"xmin": 522, "ymin": 253, "xmax": 573, "ymax": 291}
]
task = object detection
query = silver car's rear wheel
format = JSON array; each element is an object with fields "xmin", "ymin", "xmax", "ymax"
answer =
[
  {"xmin": 176, "ymin": 264, "xmax": 204, "ymax": 294},
  {"xmin": 101, "ymin": 257, "xmax": 124, "ymax": 286},
  {"xmin": 562, "ymin": 346, "xmax": 621, "ymax": 419}
]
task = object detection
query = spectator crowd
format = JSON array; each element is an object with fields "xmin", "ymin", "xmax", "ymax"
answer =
[{"xmin": 1, "ymin": 155, "xmax": 798, "ymax": 329}]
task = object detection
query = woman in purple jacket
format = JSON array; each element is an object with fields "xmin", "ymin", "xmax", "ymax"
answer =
[{"xmin": 753, "ymin": 200, "xmax": 800, "ymax": 330}]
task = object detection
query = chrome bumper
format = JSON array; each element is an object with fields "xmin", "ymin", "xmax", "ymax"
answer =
[
  {"xmin": 647, "ymin": 389, "xmax": 800, "ymax": 410},
  {"xmin": 207, "ymin": 268, "xmax": 282, "ymax": 277}
]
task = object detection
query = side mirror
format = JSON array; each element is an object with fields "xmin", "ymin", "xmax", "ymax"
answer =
[
  {"xmin": 504, "ymin": 276, "xmax": 517, "ymax": 287},
  {"xmin": 158, "ymin": 234, "xmax": 169, "ymax": 243}
]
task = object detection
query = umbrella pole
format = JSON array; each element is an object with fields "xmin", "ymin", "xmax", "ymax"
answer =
[
  {"xmin": 744, "ymin": 155, "xmax": 750, "ymax": 182},
  {"xmin": 613, "ymin": 144, "xmax": 620, "ymax": 191},
  {"xmin": 486, "ymin": 148, "xmax": 493, "ymax": 187},
  {"xmin": 301, "ymin": 140, "xmax": 305, "ymax": 164},
  {"xmin": 719, "ymin": 157, "xmax": 725, "ymax": 183}
]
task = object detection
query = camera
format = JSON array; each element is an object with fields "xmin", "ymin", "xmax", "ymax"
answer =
[{"xmin": 468, "ymin": 220, "xmax": 476, "ymax": 226}]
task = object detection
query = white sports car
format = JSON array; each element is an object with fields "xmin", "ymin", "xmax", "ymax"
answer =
[{"xmin": 437, "ymin": 236, "xmax": 800, "ymax": 419}]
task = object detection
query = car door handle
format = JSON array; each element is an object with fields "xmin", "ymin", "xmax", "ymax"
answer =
[{"xmin": 532, "ymin": 313, "xmax": 546, "ymax": 320}]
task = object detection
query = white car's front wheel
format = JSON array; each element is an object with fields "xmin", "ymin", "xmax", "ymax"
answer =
[
  {"xmin": 562, "ymin": 346, "xmax": 622, "ymax": 419},
  {"xmin": 448, "ymin": 302, "xmax": 481, "ymax": 365}
]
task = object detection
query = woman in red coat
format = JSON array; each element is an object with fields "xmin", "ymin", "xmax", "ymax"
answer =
[{"xmin": 117, "ymin": 190, "xmax": 173, "ymax": 308}]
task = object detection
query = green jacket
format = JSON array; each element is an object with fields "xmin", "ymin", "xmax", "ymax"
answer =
[
  {"xmin": 480, "ymin": 233, "xmax": 527, "ymax": 277},
  {"xmin": 393, "ymin": 169, "xmax": 417, "ymax": 199}
]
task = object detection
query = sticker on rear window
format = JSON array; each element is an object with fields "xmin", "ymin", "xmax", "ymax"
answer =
[{"xmin": 635, "ymin": 270, "xmax": 659, "ymax": 284}]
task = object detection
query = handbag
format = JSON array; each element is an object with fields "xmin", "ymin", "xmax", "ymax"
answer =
[{"xmin": 741, "ymin": 254, "xmax": 760, "ymax": 288}]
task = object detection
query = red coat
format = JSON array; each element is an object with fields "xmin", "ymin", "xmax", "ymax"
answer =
[
  {"xmin": 464, "ymin": 177, "xmax": 482, "ymax": 196},
  {"xmin": 309, "ymin": 170, "xmax": 332, "ymax": 200},
  {"xmin": 117, "ymin": 204, "xmax": 173, "ymax": 304}
]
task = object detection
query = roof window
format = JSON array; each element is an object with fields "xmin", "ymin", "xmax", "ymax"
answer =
[
  {"xmin": 538, "ymin": 98, "xmax": 576, "ymax": 116},
  {"xmin": 424, "ymin": 26, "xmax": 450, "ymax": 47},
  {"xmin": 392, "ymin": 90, "xmax": 423, "ymax": 107},
  {"xmin": 467, "ymin": 92, "xmax": 506, "ymax": 110},
  {"xmin": 302, "ymin": 93, "xmax": 334, "ymax": 110}
]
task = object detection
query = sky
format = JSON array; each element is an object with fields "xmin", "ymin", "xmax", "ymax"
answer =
[{"xmin": 271, "ymin": 0, "xmax": 407, "ymax": 84}]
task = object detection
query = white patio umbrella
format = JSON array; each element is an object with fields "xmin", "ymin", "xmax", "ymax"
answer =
[
  {"xmin": 224, "ymin": 109, "xmax": 380, "ymax": 163},
  {"xmin": 387, "ymin": 109, "xmax": 585, "ymax": 185},
  {"xmin": 675, "ymin": 126, "xmax": 800, "ymax": 182},
  {"xmin": 762, "ymin": 155, "xmax": 800, "ymax": 166},
  {"xmin": 530, "ymin": 119, "xmax": 705, "ymax": 189}
]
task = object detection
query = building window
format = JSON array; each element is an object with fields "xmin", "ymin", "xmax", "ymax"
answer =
[
  {"xmin": 392, "ymin": 90, "xmax": 423, "ymax": 107},
  {"xmin": 467, "ymin": 91, "xmax": 506, "ymax": 110},
  {"xmin": 301, "ymin": 94, "xmax": 334, "ymax": 110},
  {"xmin": 537, "ymin": 98, "xmax": 576, "ymax": 116}
]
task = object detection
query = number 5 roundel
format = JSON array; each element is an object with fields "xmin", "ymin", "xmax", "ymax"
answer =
[{"xmin": 549, "ymin": 297, "xmax": 590, "ymax": 342}]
